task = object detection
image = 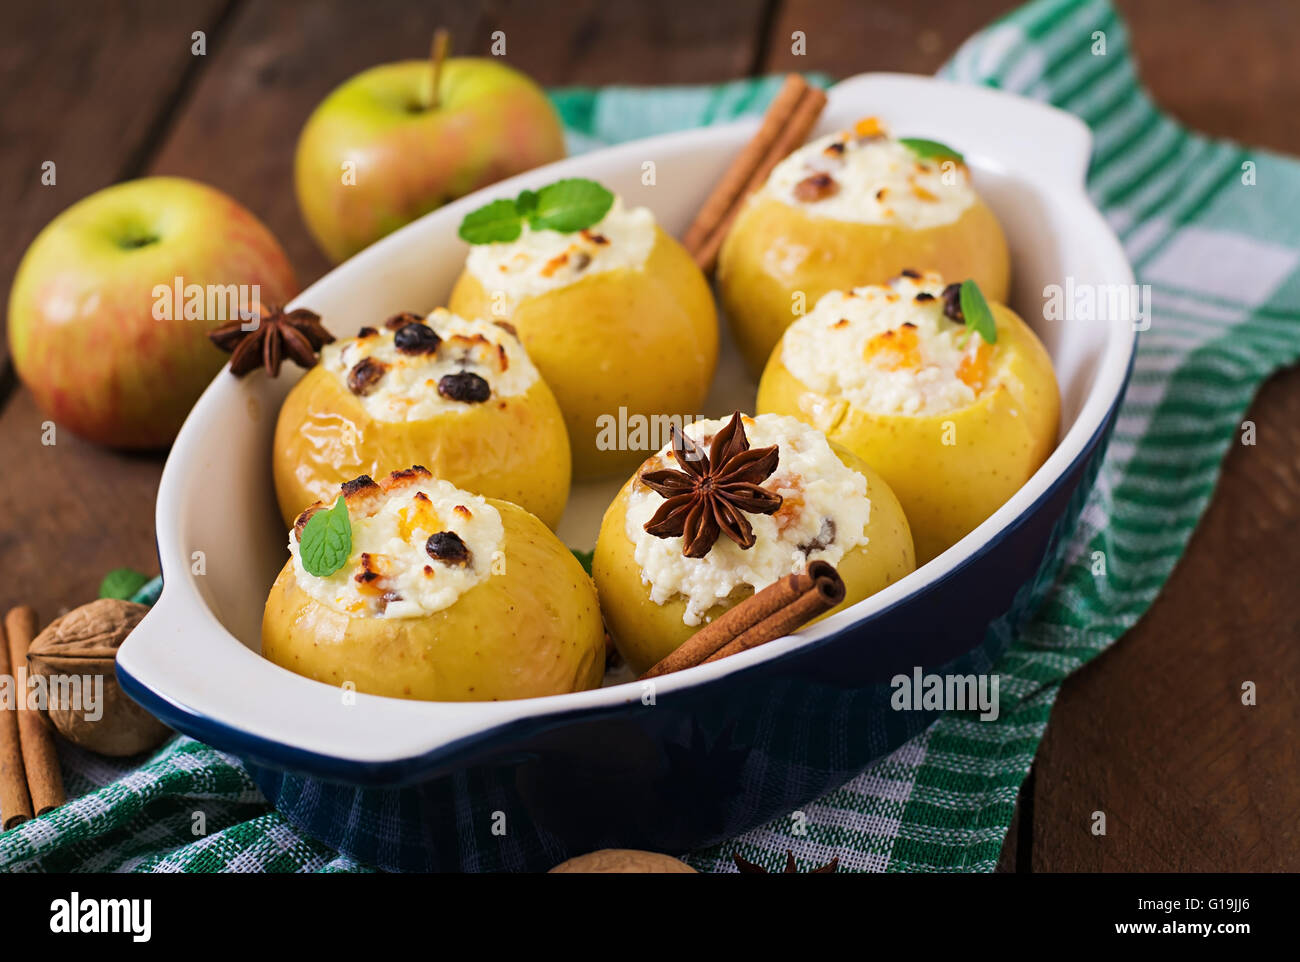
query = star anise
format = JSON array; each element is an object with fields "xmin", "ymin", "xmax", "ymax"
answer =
[
  {"xmin": 733, "ymin": 850, "xmax": 840, "ymax": 873},
  {"xmin": 640, "ymin": 412, "xmax": 783, "ymax": 559},
  {"xmin": 208, "ymin": 306, "xmax": 335, "ymax": 378}
]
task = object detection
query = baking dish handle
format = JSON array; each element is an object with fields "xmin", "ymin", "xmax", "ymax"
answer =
[{"xmin": 825, "ymin": 72, "xmax": 1094, "ymax": 193}]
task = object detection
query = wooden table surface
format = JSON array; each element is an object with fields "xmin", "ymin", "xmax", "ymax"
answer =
[{"xmin": 2, "ymin": 0, "xmax": 1296, "ymax": 871}]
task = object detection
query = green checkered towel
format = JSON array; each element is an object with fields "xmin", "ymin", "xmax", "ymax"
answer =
[{"xmin": 4, "ymin": 0, "xmax": 1298, "ymax": 872}]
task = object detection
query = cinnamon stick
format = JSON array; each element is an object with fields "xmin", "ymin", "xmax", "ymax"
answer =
[
  {"xmin": 5, "ymin": 607, "xmax": 64, "ymax": 815},
  {"xmin": 0, "ymin": 614, "xmax": 32, "ymax": 830},
  {"xmin": 682, "ymin": 74, "xmax": 809, "ymax": 255},
  {"xmin": 640, "ymin": 561, "xmax": 846, "ymax": 679},
  {"xmin": 683, "ymin": 74, "xmax": 828, "ymax": 274}
]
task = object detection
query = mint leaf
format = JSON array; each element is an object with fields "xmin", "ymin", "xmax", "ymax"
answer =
[
  {"xmin": 458, "ymin": 178, "xmax": 614, "ymax": 243},
  {"xmin": 959, "ymin": 279, "xmax": 997, "ymax": 346},
  {"xmin": 99, "ymin": 567, "xmax": 150, "ymax": 600},
  {"xmin": 458, "ymin": 198, "xmax": 524, "ymax": 244},
  {"xmin": 899, "ymin": 137, "xmax": 965, "ymax": 165},
  {"xmin": 514, "ymin": 188, "xmax": 539, "ymax": 217},
  {"xmin": 529, "ymin": 178, "xmax": 614, "ymax": 233},
  {"xmin": 570, "ymin": 547, "xmax": 595, "ymax": 575},
  {"xmin": 301, "ymin": 496, "xmax": 353, "ymax": 577}
]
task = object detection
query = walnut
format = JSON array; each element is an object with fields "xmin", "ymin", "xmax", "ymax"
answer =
[
  {"xmin": 26, "ymin": 599, "xmax": 171, "ymax": 757},
  {"xmin": 549, "ymin": 849, "xmax": 697, "ymax": 873}
]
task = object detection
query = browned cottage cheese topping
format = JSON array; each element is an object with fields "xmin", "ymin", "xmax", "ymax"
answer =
[
  {"xmin": 289, "ymin": 467, "xmax": 505, "ymax": 618},
  {"xmin": 625, "ymin": 414, "xmax": 872, "ymax": 626},
  {"xmin": 464, "ymin": 197, "xmax": 656, "ymax": 306},
  {"xmin": 760, "ymin": 117, "xmax": 976, "ymax": 229},
  {"xmin": 320, "ymin": 308, "xmax": 538, "ymax": 421}
]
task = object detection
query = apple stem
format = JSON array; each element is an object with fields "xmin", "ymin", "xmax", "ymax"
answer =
[{"xmin": 427, "ymin": 28, "xmax": 450, "ymax": 110}]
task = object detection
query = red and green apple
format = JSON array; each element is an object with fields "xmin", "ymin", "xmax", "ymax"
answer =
[
  {"xmin": 7, "ymin": 177, "xmax": 298, "ymax": 449},
  {"xmin": 295, "ymin": 55, "xmax": 566, "ymax": 263}
]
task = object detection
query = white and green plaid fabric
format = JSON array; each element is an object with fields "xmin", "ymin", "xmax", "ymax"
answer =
[{"xmin": 3, "ymin": 0, "xmax": 1297, "ymax": 873}]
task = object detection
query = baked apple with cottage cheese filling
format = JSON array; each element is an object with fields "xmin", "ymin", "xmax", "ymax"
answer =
[
  {"xmin": 592, "ymin": 412, "xmax": 915, "ymax": 674},
  {"xmin": 272, "ymin": 308, "xmax": 570, "ymax": 530},
  {"xmin": 718, "ymin": 117, "xmax": 1010, "ymax": 374},
  {"xmin": 448, "ymin": 179, "xmax": 717, "ymax": 479},
  {"xmin": 262, "ymin": 466, "xmax": 604, "ymax": 701},
  {"xmin": 757, "ymin": 271, "xmax": 1059, "ymax": 563}
]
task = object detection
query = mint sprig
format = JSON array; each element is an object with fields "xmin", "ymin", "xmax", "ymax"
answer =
[
  {"xmin": 458, "ymin": 178, "xmax": 614, "ymax": 244},
  {"xmin": 300, "ymin": 496, "xmax": 353, "ymax": 577},
  {"xmin": 529, "ymin": 179, "xmax": 614, "ymax": 232},
  {"xmin": 458, "ymin": 198, "xmax": 524, "ymax": 244},
  {"xmin": 958, "ymin": 279, "xmax": 997, "ymax": 346},
  {"xmin": 99, "ymin": 567, "xmax": 151, "ymax": 600},
  {"xmin": 899, "ymin": 137, "xmax": 965, "ymax": 165}
]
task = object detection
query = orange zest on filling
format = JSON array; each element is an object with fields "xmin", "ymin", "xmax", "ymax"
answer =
[
  {"xmin": 911, "ymin": 183, "xmax": 939, "ymax": 202},
  {"xmin": 352, "ymin": 553, "xmax": 388, "ymax": 596},
  {"xmin": 397, "ymin": 494, "xmax": 439, "ymax": 542},
  {"xmin": 854, "ymin": 116, "xmax": 883, "ymax": 139},
  {"xmin": 540, "ymin": 250, "xmax": 571, "ymax": 277},
  {"xmin": 862, "ymin": 324, "xmax": 922, "ymax": 371},
  {"xmin": 956, "ymin": 341, "xmax": 993, "ymax": 393},
  {"xmin": 773, "ymin": 486, "xmax": 805, "ymax": 534}
]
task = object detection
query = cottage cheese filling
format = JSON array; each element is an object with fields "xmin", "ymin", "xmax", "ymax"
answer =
[
  {"xmin": 321, "ymin": 309, "xmax": 538, "ymax": 421},
  {"xmin": 760, "ymin": 119, "xmax": 976, "ymax": 228},
  {"xmin": 624, "ymin": 414, "xmax": 871, "ymax": 626},
  {"xmin": 289, "ymin": 469, "xmax": 504, "ymax": 619},
  {"xmin": 464, "ymin": 197, "xmax": 656, "ymax": 306},
  {"xmin": 782, "ymin": 272, "xmax": 996, "ymax": 417}
]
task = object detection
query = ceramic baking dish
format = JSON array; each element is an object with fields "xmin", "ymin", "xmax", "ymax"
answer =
[{"xmin": 118, "ymin": 72, "xmax": 1137, "ymax": 871}]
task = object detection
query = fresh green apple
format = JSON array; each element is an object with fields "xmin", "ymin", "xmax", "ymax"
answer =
[
  {"xmin": 7, "ymin": 177, "xmax": 298, "ymax": 449},
  {"xmin": 295, "ymin": 56, "xmax": 566, "ymax": 263}
]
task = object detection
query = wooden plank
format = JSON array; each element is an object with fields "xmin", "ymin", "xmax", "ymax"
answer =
[
  {"xmin": 1118, "ymin": 0, "xmax": 1300, "ymax": 153},
  {"xmin": 1031, "ymin": 0, "xmax": 1300, "ymax": 871},
  {"xmin": 0, "ymin": 0, "xmax": 232, "ymax": 623},
  {"xmin": 0, "ymin": 391, "xmax": 166, "ymax": 624},
  {"xmin": 479, "ymin": 0, "xmax": 770, "ymax": 85},
  {"xmin": 762, "ymin": 0, "xmax": 1021, "ymax": 77},
  {"xmin": 1034, "ymin": 367, "xmax": 1300, "ymax": 871},
  {"xmin": 0, "ymin": 0, "xmax": 232, "ymax": 367}
]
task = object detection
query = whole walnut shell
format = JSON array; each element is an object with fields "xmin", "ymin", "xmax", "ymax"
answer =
[
  {"xmin": 27, "ymin": 599, "xmax": 171, "ymax": 757},
  {"xmin": 549, "ymin": 849, "xmax": 697, "ymax": 873}
]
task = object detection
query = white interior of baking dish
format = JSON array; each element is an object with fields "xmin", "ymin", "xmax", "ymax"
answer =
[{"xmin": 119, "ymin": 73, "xmax": 1136, "ymax": 765}]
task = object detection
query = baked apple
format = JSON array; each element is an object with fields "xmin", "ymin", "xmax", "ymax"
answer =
[
  {"xmin": 592, "ymin": 412, "xmax": 915, "ymax": 674},
  {"xmin": 756, "ymin": 271, "xmax": 1059, "ymax": 563},
  {"xmin": 262, "ymin": 466, "xmax": 604, "ymax": 701},
  {"xmin": 272, "ymin": 308, "xmax": 570, "ymax": 530},
  {"xmin": 718, "ymin": 117, "xmax": 1010, "ymax": 374},
  {"xmin": 448, "ymin": 191, "xmax": 717, "ymax": 479}
]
